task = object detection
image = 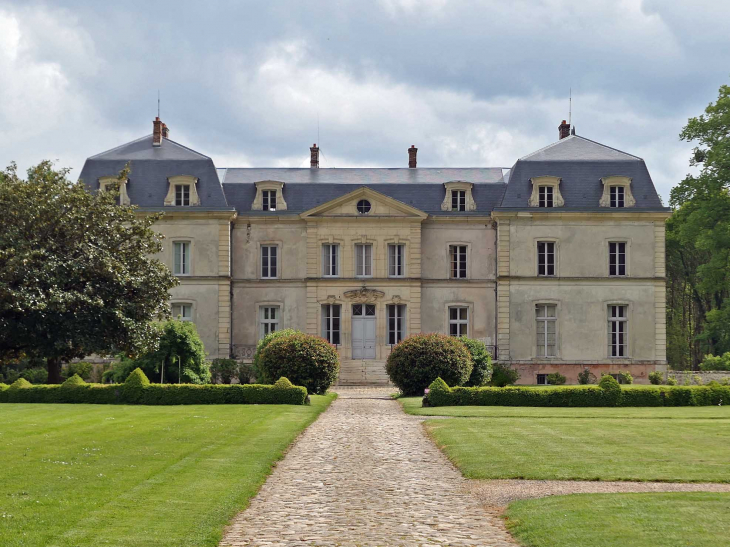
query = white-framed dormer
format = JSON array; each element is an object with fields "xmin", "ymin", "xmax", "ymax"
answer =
[
  {"xmin": 528, "ymin": 176, "xmax": 564, "ymax": 207},
  {"xmin": 98, "ymin": 176, "xmax": 131, "ymax": 206},
  {"xmin": 252, "ymin": 181, "xmax": 288, "ymax": 211},
  {"xmin": 164, "ymin": 175, "xmax": 201, "ymax": 206},
  {"xmin": 441, "ymin": 181, "xmax": 477, "ymax": 212},
  {"xmin": 599, "ymin": 176, "xmax": 636, "ymax": 208}
]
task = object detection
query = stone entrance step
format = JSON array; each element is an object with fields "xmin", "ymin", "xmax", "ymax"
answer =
[{"xmin": 336, "ymin": 360, "xmax": 392, "ymax": 386}]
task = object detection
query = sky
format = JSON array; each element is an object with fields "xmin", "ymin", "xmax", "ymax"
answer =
[{"xmin": 1, "ymin": 0, "xmax": 728, "ymax": 203}]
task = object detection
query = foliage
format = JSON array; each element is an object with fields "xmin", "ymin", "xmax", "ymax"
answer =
[
  {"xmin": 459, "ymin": 337, "xmax": 493, "ymax": 387},
  {"xmin": 257, "ymin": 333, "xmax": 339, "ymax": 394},
  {"xmin": 0, "ymin": 162, "xmax": 178, "ymax": 382},
  {"xmin": 252, "ymin": 329, "xmax": 300, "ymax": 381},
  {"xmin": 546, "ymin": 372, "xmax": 566, "ymax": 385},
  {"xmin": 700, "ymin": 352, "xmax": 730, "ymax": 371},
  {"xmin": 426, "ymin": 377, "xmax": 453, "ymax": 407},
  {"xmin": 64, "ymin": 362, "xmax": 94, "ymax": 381},
  {"xmin": 237, "ymin": 363, "xmax": 256, "ymax": 385},
  {"xmin": 489, "ymin": 362, "xmax": 520, "ymax": 387},
  {"xmin": 577, "ymin": 368, "xmax": 597, "ymax": 385},
  {"xmin": 649, "ymin": 371, "xmax": 664, "ymax": 385},
  {"xmin": 125, "ymin": 368, "xmax": 151, "ymax": 388},
  {"xmin": 619, "ymin": 371, "xmax": 634, "ymax": 384},
  {"xmin": 386, "ymin": 333, "xmax": 473, "ymax": 395},
  {"xmin": 666, "ymin": 375, "xmax": 678, "ymax": 386},
  {"xmin": 210, "ymin": 358, "xmax": 238, "ymax": 384},
  {"xmin": 599, "ymin": 374, "xmax": 621, "ymax": 405},
  {"xmin": 8, "ymin": 378, "xmax": 32, "ymax": 390},
  {"xmin": 61, "ymin": 374, "xmax": 86, "ymax": 388}
]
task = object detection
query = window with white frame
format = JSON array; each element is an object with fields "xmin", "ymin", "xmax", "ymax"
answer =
[
  {"xmin": 175, "ymin": 184, "xmax": 190, "ymax": 206},
  {"xmin": 609, "ymin": 242, "xmax": 627, "ymax": 276},
  {"xmin": 322, "ymin": 304, "xmax": 341, "ymax": 345},
  {"xmin": 173, "ymin": 241, "xmax": 190, "ymax": 275},
  {"xmin": 539, "ymin": 186, "xmax": 554, "ymax": 207},
  {"xmin": 610, "ymin": 186, "xmax": 625, "ymax": 208},
  {"xmin": 448, "ymin": 306, "xmax": 468, "ymax": 337},
  {"xmin": 260, "ymin": 306, "xmax": 279, "ymax": 337},
  {"xmin": 171, "ymin": 303, "xmax": 193, "ymax": 322},
  {"xmin": 608, "ymin": 305, "xmax": 628, "ymax": 357},
  {"xmin": 322, "ymin": 244, "xmax": 339, "ymax": 277},
  {"xmin": 355, "ymin": 243, "xmax": 372, "ymax": 277},
  {"xmin": 449, "ymin": 245, "xmax": 467, "ymax": 279},
  {"xmin": 262, "ymin": 190, "xmax": 277, "ymax": 211},
  {"xmin": 387, "ymin": 304, "xmax": 406, "ymax": 344},
  {"xmin": 451, "ymin": 190, "xmax": 466, "ymax": 211},
  {"xmin": 537, "ymin": 241, "xmax": 555, "ymax": 276},
  {"xmin": 388, "ymin": 244, "xmax": 405, "ymax": 277},
  {"xmin": 536, "ymin": 373, "xmax": 548, "ymax": 385},
  {"xmin": 261, "ymin": 245, "xmax": 278, "ymax": 279},
  {"xmin": 535, "ymin": 304, "xmax": 557, "ymax": 357}
]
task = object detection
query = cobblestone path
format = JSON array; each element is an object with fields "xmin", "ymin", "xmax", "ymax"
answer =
[{"xmin": 220, "ymin": 388, "xmax": 517, "ymax": 546}]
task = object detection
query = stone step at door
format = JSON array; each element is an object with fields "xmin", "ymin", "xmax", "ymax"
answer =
[{"xmin": 336, "ymin": 360, "xmax": 392, "ymax": 386}]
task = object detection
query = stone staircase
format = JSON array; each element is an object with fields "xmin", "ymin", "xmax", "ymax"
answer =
[{"xmin": 336, "ymin": 360, "xmax": 392, "ymax": 386}]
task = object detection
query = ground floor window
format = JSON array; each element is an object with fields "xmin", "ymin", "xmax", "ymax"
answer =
[
  {"xmin": 536, "ymin": 304, "xmax": 557, "ymax": 357},
  {"xmin": 536, "ymin": 373, "xmax": 548, "ymax": 385},
  {"xmin": 171, "ymin": 303, "xmax": 193, "ymax": 322},
  {"xmin": 387, "ymin": 304, "xmax": 406, "ymax": 345},
  {"xmin": 608, "ymin": 305, "xmax": 628, "ymax": 357},
  {"xmin": 322, "ymin": 304, "xmax": 341, "ymax": 345},
  {"xmin": 260, "ymin": 306, "xmax": 279, "ymax": 338},
  {"xmin": 448, "ymin": 306, "xmax": 468, "ymax": 337}
]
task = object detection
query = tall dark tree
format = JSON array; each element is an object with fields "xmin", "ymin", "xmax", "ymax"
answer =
[
  {"xmin": 667, "ymin": 82, "xmax": 730, "ymax": 367},
  {"xmin": 0, "ymin": 162, "xmax": 178, "ymax": 382}
]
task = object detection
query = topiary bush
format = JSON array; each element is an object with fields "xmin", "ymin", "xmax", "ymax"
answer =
[
  {"xmin": 489, "ymin": 362, "xmax": 520, "ymax": 387},
  {"xmin": 258, "ymin": 333, "xmax": 339, "ymax": 394},
  {"xmin": 61, "ymin": 374, "xmax": 86, "ymax": 388},
  {"xmin": 210, "ymin": 358, "xmax": 238, "ymax": 384},
  {"xmin": 460, "ymin": 337, "xmax": 493, "ymax": 387},
  {"xmin": 546, "ymin": 372, "xmax": 566, "ymax": 385},
  {"xmin": 8, "ymin": 378, "xmax": 32, "ymax": 390},
  {"xmin": 125, "ymin": 368, "xmax": 150, "ymax": 388},
  {"xmin": 386, "ymin": 333, "xmax": 473, "ymax": 396},
  {"xmin": 619, "ymin": 371, "xmax": 634, "ymax": 384},
  {"xmin": 237, "ymin": 363, "xmax": 255, "ymax": 385},
  {"xmin": 252, "ymin": 329, "xmax": 301, "ymax": 381},
  {"xmin": 599, "ymin": 373, "xmax": 621, "ymax": 406},
  {"xmin": 426, "ymin": 377, "xmax": 452, "ymax": 406},
  {"xmin": 577, "ymin": 368, "xmax": 597, "ymax": 385},
  {"xmin": 648, "ymin": 371, "xmax": 664, "ymax": 385}
]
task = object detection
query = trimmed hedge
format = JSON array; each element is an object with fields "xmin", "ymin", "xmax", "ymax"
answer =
[{"xmin": 426, "ymin": 378, "xmax": 730, "ymax": 407}]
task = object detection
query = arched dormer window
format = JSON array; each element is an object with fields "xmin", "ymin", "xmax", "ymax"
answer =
[
  {"xmin": 528, "ymin": 176, "xmax": 564, "ymax": 208},
  {"xmin": 252, "ymin": 181, "xmax": 288, "ymax": 211},
  {"xmin": 599, "ymin": 176, "xmax": 636, "ymax": 208},
  {"xmin": 164, "ymin": 175, "xmax": 200, "ymax": 207},
  {"xmin": 441, "ymin": 181, "xmax": 476, "ymax": 212}
]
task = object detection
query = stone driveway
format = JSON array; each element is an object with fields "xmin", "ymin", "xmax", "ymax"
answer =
[{"xmin": 220, "ymin": 387, "xmax": 517, "ymax": 546}]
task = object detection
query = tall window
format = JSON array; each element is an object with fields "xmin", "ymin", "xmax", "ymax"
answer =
[
  {"xmin": 175, "ymin": 184, "xmax": 190, "ymax": 206},
  {"xmin": 322, "ymin": 304, "xmax": 341, "ymax": 345},
  {"xmin": 355, "ymin": 243, "xmax": 372, "ymax": 277},
  {"xmin": 171, "ymin": 303, "xmax": 193, "ymax": 322},
  {"xmin": 538, "ymin": 186, "xmax": 554, "ymax": 207},
  {"xmin": 448, "ymin": 306, "xmax": 468, "ymax": 336},
  {"xmin": 261, "ymin": 245, "xmax": 278, "ymax": 278},
  {"xmin": 608, "ymin": 305, "xmax": 628, "ymax": 357},
  {"xmin": 173, "ymin": 242, "xmax": 190, "ymax": 275},
  {"xmin": 260, "ymin": 306, "xmax": 279, "ymax": 338},
  {"xmin": 322, "ymin": 244, "xmax": 339, "ymax": 277},
  {"xmin": 537, "ymin": 241, "xmax": 555, "ymax": 276},
  {"xmin": 451, "ymin": 190, "xmax": 466, "ymax": 211},
  {"xmin": 388, "ymin": 244, "xmax": 405, "ymax": 277},
  {"xmin": 536, "ymin": 304, "xmax": 557, "ymax": 357},
  {"xmin": 387, "ymin": 304, "xmax": 406, "ymax": 344},
  {"xmin": 609, "ymin": 242, "xmax": 626, "ymax": 276},
  {"xmin": 610, "ymin": 186, "xmax": 625, "ymax": 208},
  {"xmin": 262, "ymin": 190, "xmax": 277, "ymax": 211},
  {"xmin": 449, "ymin": 245, "xmax": 467, "ymax": 279}
]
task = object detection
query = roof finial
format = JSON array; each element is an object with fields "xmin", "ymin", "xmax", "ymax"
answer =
[
  {"xmin": 157, "ymin": 90, "xmax": 160, "ymax": 118},
  {"xmin": 568, "ymin": 87, "xmax": 571, "ymax": 127}
]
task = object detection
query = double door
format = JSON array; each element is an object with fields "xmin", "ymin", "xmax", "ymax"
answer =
[{"xmin": 351, "ymin": 304, "xmax": 376, "ymax": 359}]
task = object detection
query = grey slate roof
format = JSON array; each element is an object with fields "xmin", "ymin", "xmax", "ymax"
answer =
[
  {"xmin": 78, "ymin": 135, "xmax": 230, "ymax": 209},
  {"xmin": 496, "ymin": 135, "xmax": 667, "ymax": 211}
]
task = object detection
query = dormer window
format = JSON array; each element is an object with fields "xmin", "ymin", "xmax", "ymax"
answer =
[
  {"xmin": 441, "ymin": 182, "xmax": 476, "ymax": 212},
  {"xmin": 253, "ymin": 181, "xmax": 287, "ymax": 211},
  {"xmin": 539, "ymin": 186, "xmax": 554, "ymax": 207},
  {"xmin": 98, "ymin": 176, "xmax": 131, "ymax": 206},
  {"xmin": 262, "ymin": 190, "xmax": 277, "ymax": 211},
  {"xmin": 164, "ymin": 176, "xmax": 200, "ymax": 207},
  {"xmin": 610, "ymin": 186, "xmax": 625, "ymax": 208},
  {"xmin": 599, "ymin": 176, "xmax": 635, "ymax": 208},
  {"xmin": 175, "ymin": 184, "xmax": 190, "ymax": 206},
  {"xmin": 451, "ymin": 190, "xmax": 466, "ymax": 211}
]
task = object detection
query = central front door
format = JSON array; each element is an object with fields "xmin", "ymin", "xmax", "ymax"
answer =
[{"xmin": 352, "ymin": 304, "xmax": 376, "ymax": 359}]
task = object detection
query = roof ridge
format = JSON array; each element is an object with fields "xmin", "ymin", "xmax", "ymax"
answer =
[
  {"xmin": 88, "ymin": 134, "xmax": 210, "ymax": 161},
  {"xmin": 87, "ymin": 134, "xmax": 151, "ymax": 159},
  {"xmin": 164, "ymin": 137, "xmax": 211, "ymax": 159},
  {"xmin": 519, "ymin": 135, "xmax": 642, "ymax": 161}
]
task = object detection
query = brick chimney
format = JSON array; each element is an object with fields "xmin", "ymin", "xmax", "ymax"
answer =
[
  {"xmin": 152, "ymin": 117, "xmax": 163, "ymax": 146},
  {"xmin": 408, "ymin": 145, "xmax": 417, "ymax": 168},
  {"xmin": 162, "ymin": 123, "xmax": 169, "ymax": 139},
  {"xmin": 558, "ymin": 119, "xmax": 571, "ymax": 140},
  {"xmin": 310, "ymin": 143, "xmax": 319, "ymax": 168}
]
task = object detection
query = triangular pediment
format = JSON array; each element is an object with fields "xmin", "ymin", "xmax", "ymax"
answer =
[{"xmin": 300, "ymin": 186, "xmax": 428, "ymax": 219}]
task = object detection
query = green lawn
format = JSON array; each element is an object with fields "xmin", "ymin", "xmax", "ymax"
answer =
[
  {"xmin": 0, "ymin": 396, "xmax": 334, "ymax": 547},
  {"xmin": 505, "ymin": 492, "xmax": 730, "ymax": 547}
]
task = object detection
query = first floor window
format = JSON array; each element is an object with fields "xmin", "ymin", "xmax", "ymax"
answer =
[
  {"xmin": 536, "ymin": 304, "xmax": 557, "ymax": 357},
  {"xmin": 260, "ymin": 306, "xmax": 279, "ymax": 338},
  {"xmin": 261, "ymin": 245, "xmax": 278, "ymax": 278},
  {"xmin": 387, "ymin": 304, "xmax": 406, "ymax": 345},
  {"xmin": 536, "ymin": 373, "xmax": 548, "ymax": 385},
  {"xmin": 448, "ymin": 306, "xmax": 468, "ymax": 337},
  {"xmin": 355, "ymin": 243, "xmax": 372, "ymax": 277},
  {"xmin": 449, "ymin": 245, "xmax": 467, "ymax": 278},
  {"xmin": 608, "ymin": 305, "xmax": 628, "ymax": 357},
  {"xmin": 388, "ymin": 244, "xmax": 405, "ymax": 277},
  {"xmin": 262, "ymin": 190, "xmax": 277, "ymax": 211},
  {"xmin": 539, "ymin": 186, "xmax": 554, "ymax": 207},
  {"xmin": 175, "ymin": 184, "xmax": 190, "ymax": 206},
  {"xmin": 322, "ymin": 304, "xmax": 341, "ymax": 345},
  {"xmin": 322, "ymin": 244, "xmax": 339, "ymax": 276},
  {"xmin": 171, "ymin": 303, "xmax": 193, "ymax": 321},
  {"xmin": 173, "ymin": 241, "xmax": 190, "ymax": 275},
  {"xmin": 537, "ymin": 241, "xmax": 555, "ymax": 276},
  {"xmin": 452, "ymin": 190, "xmax": 466, "ymax": 211},
  {"xmin": 609, "ymin": 242, "xmax": 626, "ymax": 276},
  {"xmin": 610, "ymin": 186, "xmax": 625, "ymax": 208}
]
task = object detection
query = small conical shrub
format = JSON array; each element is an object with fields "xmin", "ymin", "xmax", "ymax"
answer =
[
  {"xmin": 273, "ymin": 377, "xmax": 293, "ymax": 389},
  {"xmin": 8, "ymin": 378, "xmax": 32, "ymax": 390},
  {"xmin": 426, "ymin": 377, "xmax": 452, "ymax": 406},
  {"xmin": 61, "ymin": 374, "xmax": 86, "ymax": 388},
  {"xmin": 125, "ymin": 368, "xmax": 150, "ymax": 388}
]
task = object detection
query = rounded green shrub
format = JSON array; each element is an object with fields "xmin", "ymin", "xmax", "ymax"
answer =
[
  {"xmin": 253, "ymin": 329, "xmax": 301, "ymax": 381},
  {"xmin": 619, "ymin": 371, "xmax": 634, "ymax": 384},
  {"xmin": 460, "ymin": 337, "xmax": 493, "ymax": 387},
  {"xmin": 648, "ymin": 371, "xmax": 664, "ymax": 385},
  {"xmin": 125, "ymin": 368, "xmax": 151, "ymax": 388},
  {"xmin": 666, "ymin": 375, "xmax": 678, "ymax": 386},
  {"xmin": 490, "ymin": 362, "xmax": 520, "ymax": 387},
  {"xmin": 599, "ymin": 373, "xmax": 621, "ymax": 406},
  {"xmin": 546, "ymin": 372, "xmax": 566, "ymax": 385},
  {"xmin": 386, "ymin": 333, "xmax": 473, "ymax": 396},
  {"xmin": 273, "ymin": 377, "xmax": 293, "ymax": 389},
  {"xmin": 8, "ymin": 378, "xmax": 32, "ymax": 390},
  {"xmin": 258, "ymin": 333, "xmax": 339, "ymax": 394},
  {"xmin": 61, "ymin": 374, "xmax": 86, "ymax": 388},
  {"xmin": 577, "ymin": 368, "xmax": 597, "ymax": 385}
]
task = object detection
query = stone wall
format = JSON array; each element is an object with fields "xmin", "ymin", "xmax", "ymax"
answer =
[{"xmin": 664, "ymin": 370, "xmax": 730, "ymax": 385}]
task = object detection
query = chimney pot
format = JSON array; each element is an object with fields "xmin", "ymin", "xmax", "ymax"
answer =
[
  {"xmin": 310, "ymin": 143, "xmax": 319, "ymax": 168},
  {"xmin": 408, "ymin": 145, "xmax": 418, "ymax": 168},
  {"xmin": 162, "ymin": 123, "xmax": 169, "ymax": 139},
  {"xmin": 558, "ymin": 119, "xmax": 571, "ymax": 140},
  {"xmin": 152, "ymin": 117, "xmax": 163, "ymax": 146}
]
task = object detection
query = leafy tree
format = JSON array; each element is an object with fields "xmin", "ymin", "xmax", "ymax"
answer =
[{"xmin": 0, "ymin": 162, "xmax": 178, "ymax": 382}]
